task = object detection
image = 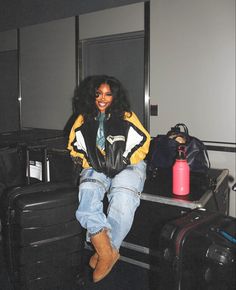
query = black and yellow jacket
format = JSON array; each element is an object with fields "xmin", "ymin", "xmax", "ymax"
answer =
[{"xmin": 67, "ymin": 112, "xmax": 151, "ymax": 177}]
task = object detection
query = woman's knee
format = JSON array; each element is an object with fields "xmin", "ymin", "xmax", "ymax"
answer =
[
  {"xmin": 79, "ymin": 179, "xmax": 104, "ymax": 199},
  {"xmin": 111, "ymin": 161, "xmax": 146, "ymax": 193},
  {"xmin": 108, "ymin": 187, "xmax": 140, "ymax": 217},
  {"xmin": 77, "ymin": 182, "xmax": 105, "ymax": 217}
]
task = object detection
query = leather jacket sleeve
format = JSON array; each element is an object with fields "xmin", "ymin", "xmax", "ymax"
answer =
[{"xmin": 123, "ymin": 112, "xmax": 151, "ymax": 164}]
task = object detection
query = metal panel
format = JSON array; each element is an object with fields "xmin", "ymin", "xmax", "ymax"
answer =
[{"xmin": 144, "ymin": 1, "xmax": 150, "ymax": 130}]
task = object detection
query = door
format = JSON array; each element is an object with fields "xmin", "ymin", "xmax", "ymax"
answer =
[{"xmin": 80, "ymin": 31, "xmax": 145, "ymax": 124}]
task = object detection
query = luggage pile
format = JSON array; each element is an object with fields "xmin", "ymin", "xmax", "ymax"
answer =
[
  {"xmin": 0, "ymin": 128, "xmax": 235, "ymax": 290},
  {"xmin": 0, "ymin": 129, "xmax": 84, "ymax": 290}
]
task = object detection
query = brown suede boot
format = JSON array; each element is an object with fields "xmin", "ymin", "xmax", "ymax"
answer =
[
  {"xmin": 90, "ymin": 230, "xmax": 120, "ymax": 283},
  {"xmin": 89, "ymin": 229, "xmax": 108, "ymax": 269},
  {"xmin": 89, "ymin": 252, "xmax": 98, "ymax": 269}
]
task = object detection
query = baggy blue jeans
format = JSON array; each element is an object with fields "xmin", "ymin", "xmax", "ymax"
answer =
[{"xmin": 76, "ymin": 160, "xmax": 146, "ymax": 250}]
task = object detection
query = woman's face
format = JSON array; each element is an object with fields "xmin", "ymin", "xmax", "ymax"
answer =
[{"xmin": 95, "ymin": 83, "xmax": 113, "ymax": 113}]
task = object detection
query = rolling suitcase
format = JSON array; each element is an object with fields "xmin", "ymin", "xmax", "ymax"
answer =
[
  {"xmin": 25, "ymin": 139, "xmax": 75, "ymax": 185},
  {"xmin": 0, "ymin": 128, "xmax": 64, "ymax": 148},
  {"xmin": 159, "ymin": 208, "xmax": 236, "ymax": 290},
  {"xmin": 0, "ymin": 182, "xmax": 84, "ymax": 290},
  {"xmin": 0, "ymin": 146, "xmax": 26, "ymax": 193},
  {"xmin": 0, "ymin": 132, "xmax": 72, "ymax": 187}
]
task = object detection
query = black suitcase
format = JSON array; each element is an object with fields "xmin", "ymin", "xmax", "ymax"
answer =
[
  {"xmin": 0, "ymin": 146, "xmax": 27, "ymax": 193},
  {"xmin": 159, "ymin": 208, "xmax": 236, "ymax": 290},
  {"xmin": 0, "ymin": 182, "xmax": 84, "ymax": 290},
  {"xmin": 25, "ymin": 139, "xmax": 75, "ymax": 185},
  {"xmin": 0, "ymin": 132, "xmax": 71, "ymax": 186},
  {"xmin": 0, "ymin": 128, "xmax": 64, "ymax": 148}
]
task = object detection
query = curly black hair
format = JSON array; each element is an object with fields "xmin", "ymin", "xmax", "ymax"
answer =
[{"xmin": 73, "ymin": 75, "xmax": 131, "ymax": 120}]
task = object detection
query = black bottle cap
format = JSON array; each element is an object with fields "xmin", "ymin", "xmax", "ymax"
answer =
[{"xmin": 177, "ymin": 145, "xmax": 186, "ymax": 160}]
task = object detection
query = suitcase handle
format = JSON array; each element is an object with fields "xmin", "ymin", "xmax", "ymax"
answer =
[
  {"xmin": 212, "ymin": 228, "xmax": 236, "ymax": 244},
  {"xmin": 219, "ymin": 230, "xmax": 236, "ymax": 244},
  {"xmin": 26, "ymin": 145, "xmax": 48, "ymax": 184}
]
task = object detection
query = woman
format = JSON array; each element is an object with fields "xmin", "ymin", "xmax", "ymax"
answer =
[{"xmin": 68, "ymin": 75, "xmax": 150, "ymax": 283}]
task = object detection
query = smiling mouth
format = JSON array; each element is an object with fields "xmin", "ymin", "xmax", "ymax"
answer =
[
  {"xmin": 98, "ymin": 102, "xmax": 108, "ymax": 107},
  {"xmin": 96, "ymin": 99, "xmax": 112, "ymax": 112}
]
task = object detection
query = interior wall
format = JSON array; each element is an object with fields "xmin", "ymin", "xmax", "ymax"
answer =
[
  {"xmin": 150, "ymin": 0, "xmax": 235, "ymax": 217},
  {"xmin": 0, "ymin": 29, "xmax": 18, "ymax": 132},
  {"xmin": 150, "ymin": 0, "xmax": 235, "ymax": 142},
  {"xmin": 0, "ymin": 50, "xmax": 19, "ymax": 132},
  {"xmin": 19, "ymin": 3, "xmax": 144, "ymax": 131},
  {"xmin": 20, "ymin": 17, "xmax": 76, "ymax": 130},
  {"xmin": 79, "ymin": 3, "xmax": 144, "ymax": 39},
  {"xmin": 0, "ymin": 29, "xmax": 17, "ymax": 51}
]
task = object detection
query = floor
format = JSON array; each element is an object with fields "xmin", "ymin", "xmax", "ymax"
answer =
[{"xmin": 0, "ymin": 237, "xmax": 158, "ymax": 290}]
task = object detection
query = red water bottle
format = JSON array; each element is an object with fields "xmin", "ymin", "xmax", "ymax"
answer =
[{"xmin": 172, "ymin": 146, "xmax": 190, "ymax": 196}]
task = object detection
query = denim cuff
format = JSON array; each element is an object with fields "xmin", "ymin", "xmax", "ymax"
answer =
[{"xmin": 89, "ymin": 227, "xmax": 106, "ymax": 237}]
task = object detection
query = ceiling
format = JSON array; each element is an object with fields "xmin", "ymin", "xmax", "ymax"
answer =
[{"xmin": 0, "ymin": 0, "xmax": 145, "ymax": 32}]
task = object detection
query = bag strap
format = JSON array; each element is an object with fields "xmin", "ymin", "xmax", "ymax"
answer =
[
  {"xmin": 195, "ymin": 136, "xmax": 211, "ymax": 169},
  {"xmin": 174, "ymin": 123, "xmax": 189, "ymax": 135},
  {"xmin": 204, "ymin": 146, "xmax": 211, "ymax": 169}
]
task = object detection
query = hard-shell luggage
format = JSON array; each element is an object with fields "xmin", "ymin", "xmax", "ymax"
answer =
[
  {"xmin": 0, "ymin": 136, "xmax": 72, "ymax": 194},
  {"xmin": 25, "ymin": 138, "xmax": 75, "ymax": 185},
  {"xmin": 0, "ymin": 182, "xmax": 84, "ymax": 290},
  {"xmin": 0, "ymin": 146, "xmax": 26, "ymax": 193},
  {"xmin": 159, "ymin": 208, "xmax": 236, "ymax": 290},
  {"xmin": 0, "ymin": 128, "xmax": 64, "ymax": 148},
  {"xmin": 0, "ymin": 130, "xmax": 72, "ymax": 187}
]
